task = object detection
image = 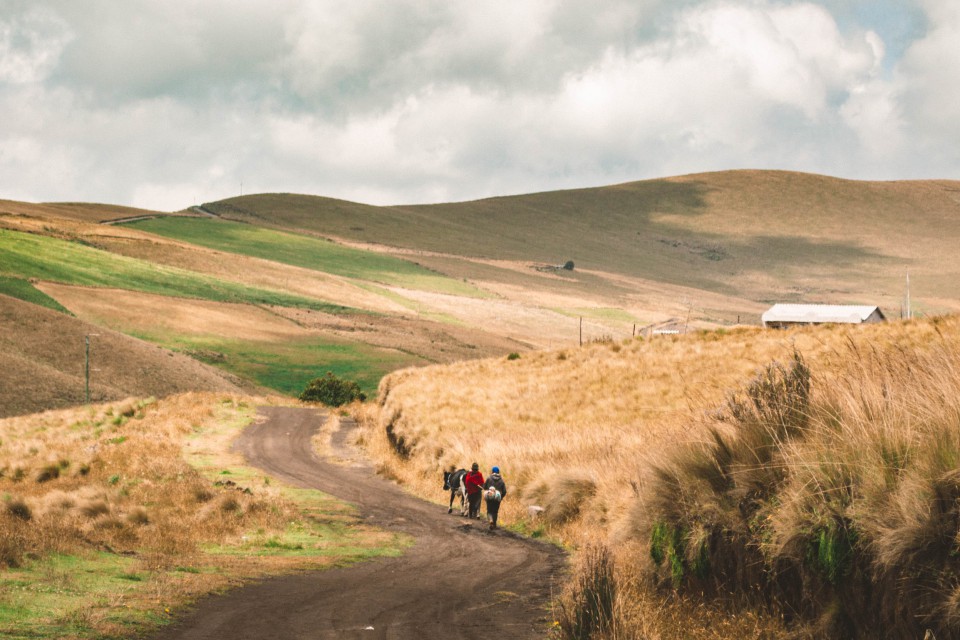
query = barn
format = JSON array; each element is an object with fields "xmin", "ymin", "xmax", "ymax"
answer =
[{"xmin": 761, "ymin": 304, "xmax": 886, "ymax": 329}]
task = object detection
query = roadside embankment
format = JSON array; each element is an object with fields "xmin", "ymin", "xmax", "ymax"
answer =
[{"xmin": 359, "ymin": 316, "xmax": 960, "ymax": 638}]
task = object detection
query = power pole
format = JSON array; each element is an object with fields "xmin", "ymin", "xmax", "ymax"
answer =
[
  {"xmin": 579, "ymin": 316, "xmax": 583, "ymax": 347},
  {"xmin": 85, "ymin": 335, "xmax": 91, "ymax": 403},
  {"xmin": 906, "ymin": 270, "xmax": 911, "ymax": 320},
  {"xmin": 85, "ymin": 334, "xmax": 99, "ymax": 403}
]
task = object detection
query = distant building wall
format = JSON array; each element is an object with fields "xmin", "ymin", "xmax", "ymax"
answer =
[{"xmin": 762, "ymin": 304, "xmax": 886, "ymax": 329}]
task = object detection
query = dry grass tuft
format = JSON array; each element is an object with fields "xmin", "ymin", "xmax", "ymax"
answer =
[
  {"xmin": 79, "ymin": 499, "xmax": 110, "ymax": 519},
  {"xmin": 5, "ymin": 497, "xmax": 32, "ymax": 522},
  {"xmin": 555, "ymin": 543, "xmax": 617, "ymax": 640}
]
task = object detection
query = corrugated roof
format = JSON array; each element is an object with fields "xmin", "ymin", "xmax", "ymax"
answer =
[{"xmin": 762, "ymin": 304, "xmax": 883, "ymax": 324}]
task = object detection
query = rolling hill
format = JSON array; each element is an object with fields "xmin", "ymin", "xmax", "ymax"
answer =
[
  {"xmin": 204, "ymin": 170, "xmax": 960, "ymax": 316},
  {"xmin": 2, "ymin": 169, "xmax": 959, "ymax": 418}
]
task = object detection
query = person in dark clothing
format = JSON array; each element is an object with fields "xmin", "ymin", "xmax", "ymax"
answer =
[
  {"xmin": 483, "ymin": 466, "xmax": 507, "ymax": 530},
  {"xmin": 464, "ymin": 462, "xmax": 485, "ymax": 519}
]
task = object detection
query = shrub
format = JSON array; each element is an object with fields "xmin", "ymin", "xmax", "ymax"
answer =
[
  {"xmin": 35, "ymin": 464, "xmax": 61, "ymax": 483},
  {"xmin": 299, "ymin": 372, "xmax": 367, "ymax": 407},
  {"xmin": 507, "ymin": 352, "xmax": 521, "ymax": 360},
  {"xmin": 6, "ymin": 497, "xmax": 32, "ymax": 521}
]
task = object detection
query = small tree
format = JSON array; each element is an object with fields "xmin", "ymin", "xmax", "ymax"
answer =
[{"xmin": 299, "ymin": 372, "xmax": 366, "ymax": 407}]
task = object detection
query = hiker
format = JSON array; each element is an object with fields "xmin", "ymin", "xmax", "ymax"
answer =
[
  {"xmin": 483, "ymin": 466, "xmax": 507, "ymax": 530},
  {"xmin": 464, "ymin": 462, "xmax": 485, "ymax": 519}
]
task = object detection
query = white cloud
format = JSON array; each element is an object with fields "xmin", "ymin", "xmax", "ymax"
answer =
[
  {"xmin": 0, "ymin": 7, "xmax": 71, "ymax": 84},
  {"xmin": 0, "ymin": 0, "xmax": 956, "ymax": 209}
]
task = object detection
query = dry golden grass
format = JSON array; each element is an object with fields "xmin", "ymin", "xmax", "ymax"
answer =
[
  {"xmin": 360, "ymin": 316, "xmax": 960, "ymax": 638},
  {"xmin": 38, "ymin": 283, "xmax": 311, "ymax": 342},
  {"xmin": 0, "ymin": 394, "xmax": 288, "ymax": 569},
  {"xmin": 363, "ymin": 322, "xmax": 862, "ymax": 539}
]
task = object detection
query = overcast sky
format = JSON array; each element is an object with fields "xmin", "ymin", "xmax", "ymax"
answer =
[{"xmin": 0, "ymin": 0, "xmax": 957, "ymax": 210}]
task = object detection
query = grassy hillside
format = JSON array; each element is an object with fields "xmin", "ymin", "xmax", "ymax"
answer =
[
  {"xmin": 358, "ymin": 316, "xmax": 960, "ymax": 638},
  {"xmin": 0, "ymin": 276, "xmax": 71, "ymax": 314},
  {"xmin": 0, "ymin": 229, "xmax": 351, "ymax": 314},
  {"xmin": 207, "ymin": 171, "xmax": 960, "ymax": 313},
  {"xmin": 124, "ymin": 217, "xmax": 486, "ymax": 296},
  {"xmin": 0, "ymin": 294, "xmax": 254, "ymax": 417}
]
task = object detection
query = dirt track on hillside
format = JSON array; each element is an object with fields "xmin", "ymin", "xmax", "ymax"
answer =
[{"xmin": 150, "ymin": 406, "xmax": 566, "ymax": 639}]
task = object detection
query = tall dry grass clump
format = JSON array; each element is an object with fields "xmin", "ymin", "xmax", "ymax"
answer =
[{"xmin": 639, "ymin": 318, "xmax": 960, "ymax": 638}]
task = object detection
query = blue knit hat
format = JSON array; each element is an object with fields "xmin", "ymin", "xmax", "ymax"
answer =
[{"xmin": 492, "ymin": 466, "xmax": 500, "ymax": 474}]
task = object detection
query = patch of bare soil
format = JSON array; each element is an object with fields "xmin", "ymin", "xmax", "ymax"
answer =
[{"xmin": 150, "ymin": 407, "xmax": 566, "ymax": 640}]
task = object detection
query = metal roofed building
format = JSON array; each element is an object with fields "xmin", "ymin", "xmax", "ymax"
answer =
[{"xmin": 762, "ymin": 304, "xmax": 886, "ymax": 329}]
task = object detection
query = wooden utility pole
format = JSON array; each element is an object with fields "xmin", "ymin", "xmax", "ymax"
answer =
[
  {"xmin": 579, "ymin": 316, "xmax": 583, "ymax": 346},
  {"xmin": 85, "ymin": 335, "xmax": 91, "ymax": 403},
  {"xmin": 85, "ymin": 334, "xmax": 99, "ymax": 404},
  {"xmin": 906, "ymin": 270, "xmax": 911, "ymax": 319}
]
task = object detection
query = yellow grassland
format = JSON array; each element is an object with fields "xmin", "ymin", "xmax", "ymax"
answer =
[
  {"xmin": 365, "ymin": 323, "xmax": 845, "ymax": 536},
  {"xmin": 359, "ymin": 317, "xmax": 959, "ymax": 637}
]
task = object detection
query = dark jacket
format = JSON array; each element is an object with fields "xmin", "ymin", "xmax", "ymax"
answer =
[
  {"xmin": 464, "ymin": 470, "xmax": 485, "ymax": 495},
  {"xmin": 483, "ymin": 473, "xmax": 506, "ymax": 498}
]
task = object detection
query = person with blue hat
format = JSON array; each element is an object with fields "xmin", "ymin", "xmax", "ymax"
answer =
[{"xmin": 483, "ymin": 466, "xmax": 507, "ymax": 530}]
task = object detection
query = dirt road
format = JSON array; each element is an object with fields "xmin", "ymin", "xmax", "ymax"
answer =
[{"xmin": 151, "ymin": 406, "xmax": 566, "ymax": 639}]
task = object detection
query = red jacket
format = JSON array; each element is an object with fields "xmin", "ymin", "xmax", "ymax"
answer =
[{"xmin": 464, "ymin": 470, "xmax": 484, "ymax": 495}]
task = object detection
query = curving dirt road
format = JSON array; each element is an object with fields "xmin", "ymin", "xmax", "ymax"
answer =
[{"xmin": 150, "ymin": 406, "xmax": 566, "ymax": 639}]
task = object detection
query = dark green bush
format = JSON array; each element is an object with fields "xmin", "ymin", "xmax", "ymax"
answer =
[{"xmin": 299, "ymin": 372, "xmax": 367, "ymax": 407}]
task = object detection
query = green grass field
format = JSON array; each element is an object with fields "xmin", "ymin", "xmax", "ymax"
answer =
[
  {"xmin": 0, "ymin": 276, "xmax": 72, "ymax": 314},
  {"xmin": 128, "ymin": 329, "xmax": 422, "ymax": 397},
  {"xmin": 0, "ymin": 229, "xmax": 352, "ymax": 313},
  {"xmin": 125, "ymin": 217, "xmax": 487, "ymax": 297}
]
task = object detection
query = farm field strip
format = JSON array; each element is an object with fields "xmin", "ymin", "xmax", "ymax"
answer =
[
  {"xmin": 124, "ymin": 217, "xmax": 489, "ymax": 298},
  {"xmin": 38, "ymin": 283, "xmax": 425, "ymax": 397},
  {"xmin": 0, "ymin": 229, "xmax": 353, "ymax": 314}
]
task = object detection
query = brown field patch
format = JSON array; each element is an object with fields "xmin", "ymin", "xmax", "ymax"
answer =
[
  {"xmin": 0, "ymin": 199, "xmax": 168, "ymax": 223},
  {"xmin": 269, "ymin": 306, "xmax": 529, "ymax": 363},
  {"xmin": 37, "ymin": 283, "xmax": 311, "ymax": 342}
]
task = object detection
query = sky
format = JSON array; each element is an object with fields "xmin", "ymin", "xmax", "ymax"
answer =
[{"xmin": 0, "ymin": 0, "xmax": 957, "ymax": 211}]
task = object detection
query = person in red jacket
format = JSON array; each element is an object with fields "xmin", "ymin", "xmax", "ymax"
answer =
[{"xmin": 464, "ymin": 462, "xmax": 485, "ymax": 519}]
